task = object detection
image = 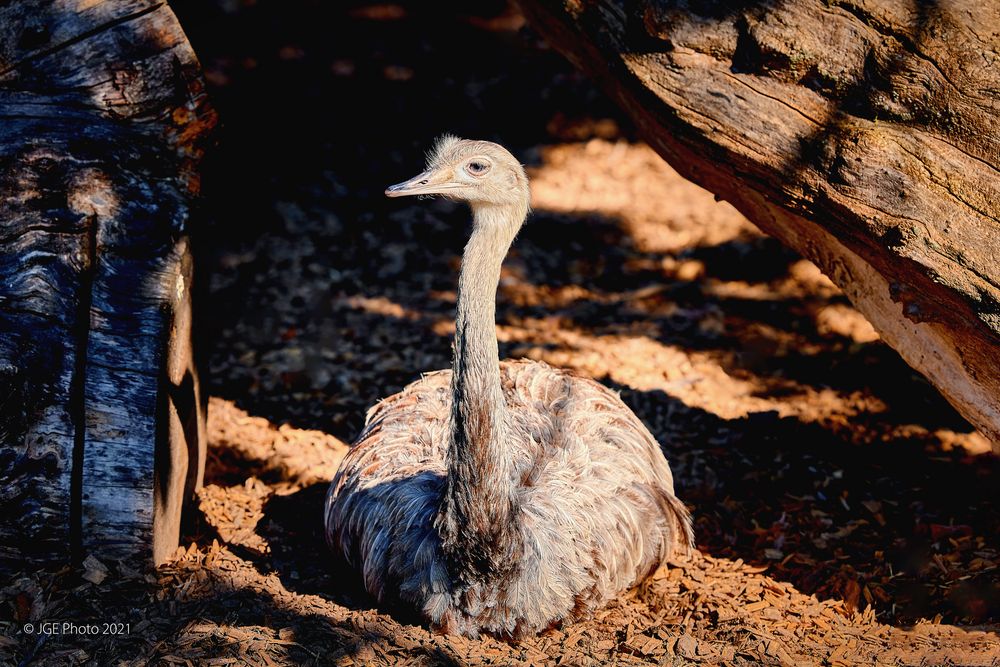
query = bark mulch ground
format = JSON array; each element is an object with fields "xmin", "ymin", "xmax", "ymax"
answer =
[{"xmin": 2, "ymin": 1, "xmax": 999, "ymax": 665}]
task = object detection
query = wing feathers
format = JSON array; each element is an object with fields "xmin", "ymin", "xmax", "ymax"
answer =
[{"xmin": 325, "ymin": 358, "xmax": 693, "ymax": 638}]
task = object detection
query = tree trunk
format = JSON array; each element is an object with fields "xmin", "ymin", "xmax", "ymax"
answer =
[
  {"xmin": 519, "ymin": 0, "xmax": 1000, "ymax": 448},
  {"xmin": 0, "ymin": 1, "xmax": 215, "ymax": 565}
]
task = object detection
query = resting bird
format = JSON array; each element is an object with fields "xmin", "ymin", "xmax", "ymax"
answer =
[{"xmin": 325, "ymin": 136, "xmax": 693, "ymax": 639}]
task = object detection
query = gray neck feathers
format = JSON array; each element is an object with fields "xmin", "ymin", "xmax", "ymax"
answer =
[{"xmin": 435, "ymin": 201, "xmax": 526, "ymax": 581}]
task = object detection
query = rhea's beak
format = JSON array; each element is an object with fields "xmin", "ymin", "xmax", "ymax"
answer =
[{"xmin": 385, "ymin": 168, "xmax": 457, "ymax": 198}]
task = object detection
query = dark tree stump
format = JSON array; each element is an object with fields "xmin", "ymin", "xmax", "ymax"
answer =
[
  {"xmin": 0, "ymin": 1, "xmax": 215, "ymax": 565},
  {"xmin": 519, "ymin": 0, "xmax": 1000, "ymax": 448}
]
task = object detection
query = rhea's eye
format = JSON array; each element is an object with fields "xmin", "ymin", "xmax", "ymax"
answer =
[{"xmin": 467, "ymin": 160, "xmax": 490, "ymax": 176}]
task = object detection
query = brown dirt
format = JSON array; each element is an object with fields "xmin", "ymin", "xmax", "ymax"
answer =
[{"xmin": 2, "ymin": 1, "xmax": 1000, "ymax": 665}]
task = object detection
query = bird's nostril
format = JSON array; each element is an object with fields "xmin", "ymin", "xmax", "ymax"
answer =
[{"xmin": 418, "ymin": 179, "xmax": 428, "ymax": 185}]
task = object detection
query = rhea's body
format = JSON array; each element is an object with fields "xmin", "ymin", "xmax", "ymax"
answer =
[{"xmin": 325, "ymin": 137, "xmax": 692, "ymax": 639}]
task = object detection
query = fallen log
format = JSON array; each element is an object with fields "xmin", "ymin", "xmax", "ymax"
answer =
[
  {"xmin": 0, "ymin": 1, "xmax": 215, "ymax": 565},
  {"xmin": 519, "ymin": 0, "xmax": 1000, "ymax": 447}
]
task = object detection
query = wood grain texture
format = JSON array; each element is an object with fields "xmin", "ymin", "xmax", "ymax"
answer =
[
  {"xmin": 519, "ymin": 0, "xmax": 1000, "ymax": 447},
  {"xmin": 0, "ymin": 0, "xmax": 214, "ymax": 565}
]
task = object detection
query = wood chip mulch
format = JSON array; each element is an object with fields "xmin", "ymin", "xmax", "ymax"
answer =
[{"xmin": 3, "ymin": 1, "xmax": 1000, "ymax": 664}]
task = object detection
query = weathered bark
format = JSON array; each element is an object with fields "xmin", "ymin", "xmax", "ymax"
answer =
[
  {"xmin": 519, "ymin": 0, "xmax": 1000, "ymax": 448},
  {"xmin": 0, "ymin": 1, "xmax": 215, "ymax": 565}
]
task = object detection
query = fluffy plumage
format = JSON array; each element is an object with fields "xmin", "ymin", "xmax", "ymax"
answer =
[{"xmin": 325, "ymin": 138, "xmax": 692, "ymax": 639}]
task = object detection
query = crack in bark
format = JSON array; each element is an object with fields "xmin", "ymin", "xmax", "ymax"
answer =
[
  {"xmin": 828, "ymin": 0, "xmax": 975, "ymax": 100},
  {"xmin": 68, "ymin": 212, "xmax": 98, "ymax": 564},
  {"xmin": 0, "ymin": 3, "xmax": 165, "ymax": 78},
  {"xmin": 721, "ymin": 71, "xmax": 826, "ymax": 127}
]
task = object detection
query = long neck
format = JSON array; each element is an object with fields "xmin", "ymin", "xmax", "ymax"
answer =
[{"xmin": 436, "ymin": 202, "xmax": 525, "ymax": 581}]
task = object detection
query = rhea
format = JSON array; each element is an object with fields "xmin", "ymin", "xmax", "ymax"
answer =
[{"xmin": 325, "ymin": 137, "xmax": 693, "ymax": 638}]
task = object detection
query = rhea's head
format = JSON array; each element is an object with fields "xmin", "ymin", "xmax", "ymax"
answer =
[{"xmin": 385, "ymin": 136, "xmax": 529, "ymax": 210}]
